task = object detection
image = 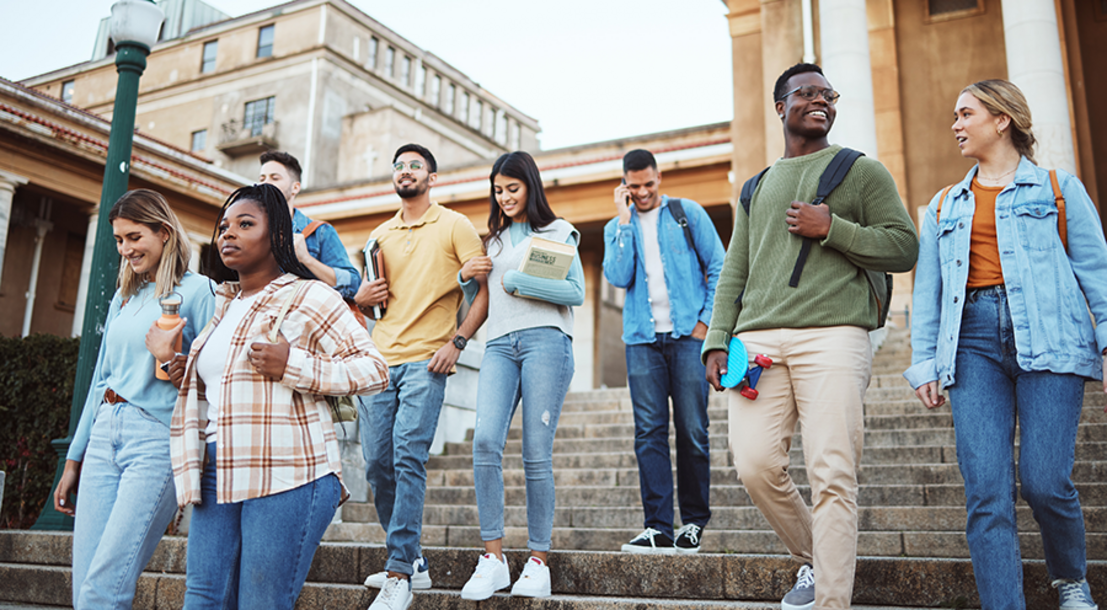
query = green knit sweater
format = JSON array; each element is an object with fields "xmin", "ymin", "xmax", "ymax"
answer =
[{"xmin": 704, "ymin": 145, "xmax": 919, "ymax": 356}]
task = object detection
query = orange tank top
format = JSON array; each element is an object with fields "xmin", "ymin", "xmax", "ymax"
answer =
[{"xmin": 967, "ymin": 178, "xmax": 1004, "ymax": 288}]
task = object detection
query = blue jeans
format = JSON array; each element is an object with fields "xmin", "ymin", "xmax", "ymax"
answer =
[
  {"xmin": 72, "ymin": 401, "xmax": 177, "ymax": 609},
  {"xmin": 359, "ymin": 359, "xmax": 447, "ymax": 574},
  {"xmin": 473, "ymin": 328, "xmax": 574, "ymax": 552},
  {"xmin": 183, "ymin": 443, "xmax": 340, "ymax": 609},
  {"xmin": 949, "ymin": 285, "xmax": 1088, "ymax": 610},
  {"xmin": 625, "ymin": 333, "xmax": 712, "ymax": 537}
]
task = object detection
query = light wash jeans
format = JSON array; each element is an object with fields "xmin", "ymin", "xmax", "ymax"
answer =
[
  {"xmin": 473, "ymin": 328, "xmax": 574, "ymax": 552},
  {"xmin": 949, "ymin": 285, "xmax": 1089, "ymax": 610},
  {"xmin": 625, "ymin": 333, "xmax": 712, "ymax": 537},
  {"xmin": 183, "ymin": 443, "xmax": 341, "ymax": 609},
  {"xmin": 72, "ymin": 400, "xmax": 177, "ymax": 609},
  {"xmin": 359, "ymin": 359, "xmax": 447, "ymax": 574}
]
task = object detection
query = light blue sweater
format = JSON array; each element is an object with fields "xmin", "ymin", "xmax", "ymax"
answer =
[
  {"xmin": 460, "ymin": 221, "xmax": 585, "ymax": 306},
  {"xmin": 68, "ymin": 272, "xmax": 215, "ymax": 461}
]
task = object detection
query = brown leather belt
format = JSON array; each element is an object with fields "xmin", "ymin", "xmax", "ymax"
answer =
[{"xmin": 104, "ymin": 389, "xmax": 127, "ymax": 404}]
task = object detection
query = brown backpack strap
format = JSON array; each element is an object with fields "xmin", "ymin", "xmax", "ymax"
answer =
[
  {"xmin": 301, "ymin": 220, "xmax": 327, "ymax": 239},
  {"xmin": 935, "ymin": 184, "xmax": 955, "ymax": 224},
  {"xmin": 1049, "ymin": 169, "xmax": 1068, "ymax": 252}
]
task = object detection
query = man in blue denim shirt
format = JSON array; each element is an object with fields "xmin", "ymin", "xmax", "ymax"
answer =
[
  {"xmin": 603, "ymin": 149, "xmax": 725, "ymax": 554},
  {"xmin": 259, "ymin": 151, "xmax": 360, "ymax": 299}
]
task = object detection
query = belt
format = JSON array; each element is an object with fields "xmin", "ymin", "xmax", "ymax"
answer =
[{"xmin": 104, "ymin": 389, "xmax": 127, "ymax": 404}]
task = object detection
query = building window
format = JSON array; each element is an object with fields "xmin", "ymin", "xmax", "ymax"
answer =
[
  {"xmin": 61, "ymin": 80, "xmax": 75, "ymax": 104},
  {"xmin": 444, "ymin": 83, "xmax": 456, "ymax": 115},
  {"xmin": 470, "ymin": 99, "xmax": 483, "ymax": 130},
  {"xmin": 191, "ymin": 129, "xmax": 207, "ymax": 152},
  {"xmin": 458, "ymin": 91, "xmax": 470, "ymax": 122},
  {"xmin": 400, "ymin": 55, "xmax": 412, "ymax": 86},
  {"xmin": 367, "ymin": 36, "xmax": 379, "ymax": 69},
  {"xmin": 414, "ymin": 62, "xmax": 426, "ymax": 97},
  {"xmin": 385, "ymin": 46, "xmax": 395, "ymax": 78},
  {"xmin": 244, "ymin": 96, "xmax": 276, "ymax": 136},
  {"xmin": 495, "ymin": 111, "xmax": 507, "ymax": 145},
  {"xmin": 257, "ymin": 24, "xmax": 275, "ymax": 58},
  {"xmin": 925, "ymin": 0, "xmax": 983, "ymax": 22},
  {"xmin": 201, "ymin": 40, "xmax": 218, "ymax": 73},
  {"xmin": 430, "ymin": 74, "xmax": 441, "ymax": 106}
]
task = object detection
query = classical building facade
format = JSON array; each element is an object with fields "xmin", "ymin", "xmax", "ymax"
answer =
[
  {"xmin": 0, "ymin": 77, "xmax": 247, "ymax": 339},
  {"xmin": 25, "ymin": 0, "xmax": 540, "ymax": 190}
]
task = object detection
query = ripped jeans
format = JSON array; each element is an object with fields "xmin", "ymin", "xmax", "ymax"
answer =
[{"xmin": 472, "ymin": 327, "xmax": 574, "ymax": 552}]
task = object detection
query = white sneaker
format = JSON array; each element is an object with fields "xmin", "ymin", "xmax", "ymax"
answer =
[
  {"xmin": 511, "ymin": 556, "xmax": 552, "ymax": 598},
  {"xmin": 363, "ymin": 556, "xmax": 432, "ymax": 590},
  {"xmin": 367, "ymin": 576, "xmax": 412, "ymax": 610},
  {"xmin": 460, "ymin": 553, "xmax": 512, "ymax": 601}
]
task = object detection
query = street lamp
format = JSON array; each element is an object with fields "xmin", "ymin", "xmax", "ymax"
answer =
[{"xmin": 33, "ymin": 0, "xmax": 164, "ymax": 531}]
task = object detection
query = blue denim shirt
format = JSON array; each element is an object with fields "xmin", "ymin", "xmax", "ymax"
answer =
[
  {"xmin": 293, "ymin": 208, "xmax": 360, "ymax": 299},
  {"xmin": 905, "ymin": 158, "xmax": 1107, "ymax": 389},
  {"xmin": 602, "ymin": 196, "xmax": 725, "ymax": 345}
]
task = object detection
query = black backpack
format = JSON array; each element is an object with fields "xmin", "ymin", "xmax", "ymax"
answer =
[{"xmin": 739, "ymin": 148, "xmax": 893, "ymax": 329}]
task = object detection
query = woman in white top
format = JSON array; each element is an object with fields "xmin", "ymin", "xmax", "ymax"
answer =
[{"xmin": 458, "ymin": 151, "xmax": 585, "ymax": 600}]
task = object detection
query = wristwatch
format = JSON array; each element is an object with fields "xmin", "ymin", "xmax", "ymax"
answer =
[{"xmin": 452, "ymin": 335, "xmax": 468, "ymax": 350}]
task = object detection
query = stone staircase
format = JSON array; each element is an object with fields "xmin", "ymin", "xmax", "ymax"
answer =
[{"xmin": 2, "ymin": 325, "xmax": 1106, "ymax": 608}]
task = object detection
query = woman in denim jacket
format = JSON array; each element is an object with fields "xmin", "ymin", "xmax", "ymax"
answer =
[
  {"xmin": 905, "ymin": 79, "xmax": 1107, "ymax": 610},
  {"xmin": 456, "ymin": 151, "xmax": 585, "ymax": 601}
]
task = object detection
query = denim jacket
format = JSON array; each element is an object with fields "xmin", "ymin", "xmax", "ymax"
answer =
[
  {"xmin": 905, "ymin": 157, "xmax": 1107, "ymax": 389},
  {"xmin": 602, "ymin": 196, "xmax": 725, "ymax": 345},
  {"xmin": 293, "ymin": 208, "xmax": 360, "ymax": 299}
]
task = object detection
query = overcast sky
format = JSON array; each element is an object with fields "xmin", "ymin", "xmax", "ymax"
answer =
[{"xmin": 0, "ymin": 0, "xmax": 734, "ymax": 150}]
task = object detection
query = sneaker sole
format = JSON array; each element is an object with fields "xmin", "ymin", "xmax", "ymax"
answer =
[
  {"xmin": 364, "ymin": 572, "xmax": 432, "ymax": 590},
  {"xmin": 674, "ymin": 546, "xmax": 701, "ymax": 554},
  {"xmin": 460, "ymin": 580, "xmax": 511, "ymax": 601},
  {"xmin": 781, "ymin": 601, "xmax": 815, "ymax": 610},
  {"xmin": 511, "ymin": 587, "xmax": 552, "ymax": 598},
  {"xmin": 620, "ymin": 544, "xmax": 676, "ymax": 554}
]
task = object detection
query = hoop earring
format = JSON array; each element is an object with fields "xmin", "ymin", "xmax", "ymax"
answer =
[{"xmin": 997, "ymin": 127, "xmax": 1004, "ymax": 137}]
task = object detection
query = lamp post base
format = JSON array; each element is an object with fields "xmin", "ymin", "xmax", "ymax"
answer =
[{"xmin": 30, "ymin": 438, "xmax": 74, "ymax": 531}]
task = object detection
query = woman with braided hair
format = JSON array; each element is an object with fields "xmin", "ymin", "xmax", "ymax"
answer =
[{"xmin": 163, "ymin": 183, "xmax": 389, "ymax": 609}]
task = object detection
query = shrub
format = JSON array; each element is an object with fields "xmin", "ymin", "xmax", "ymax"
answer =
[{"xmin": 0, "ymin": 334, "xmax": 80, "ymax": 529}]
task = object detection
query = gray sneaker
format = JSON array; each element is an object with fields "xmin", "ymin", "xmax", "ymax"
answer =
[
  {"xmin": 1054, "ymin": 578, "xmax": 1098, "ymax": 610},
  {"xmin": 781, "ymin": 563, "xmax": 815, "ymax": 610}
]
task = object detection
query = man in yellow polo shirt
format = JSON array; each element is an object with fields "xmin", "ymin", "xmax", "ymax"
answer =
[{"xmin": 355, "ymin": 143, "xmax": 489, "ymax": 610}]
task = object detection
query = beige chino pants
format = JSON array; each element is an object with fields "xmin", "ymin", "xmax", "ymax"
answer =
[{"xmin": 728, "ymin": 326, "xmax": 872, "ymax": 610}]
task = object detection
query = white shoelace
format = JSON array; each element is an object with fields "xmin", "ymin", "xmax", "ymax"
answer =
[
  {"xmin": 794, "ymin": 564, "xmax": 815, "ymax": 590},
  {"xmin": 631, "ymin": 527, "xmax": 664, "ymax": 542},
  {"xmin": 1055, "ymin": 580, "xmax": 1090, "ymax": 605},
  {"xmin": 377, "ymin": 577, "xmax": 405, "ymax": 604},
  {"xmin": 677, "ymin": 524, "xmax": 701, "ymax": 545}
]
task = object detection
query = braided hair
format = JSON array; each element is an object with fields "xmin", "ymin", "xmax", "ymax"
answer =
[{"xmin": 206, "ymin": 183, "xmax": 317, "ymax": 282}]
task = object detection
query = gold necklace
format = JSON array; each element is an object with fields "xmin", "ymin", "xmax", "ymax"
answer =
[{"xmin": 978, "ymin": 167, "xmax": 1017, "ymax": 182}]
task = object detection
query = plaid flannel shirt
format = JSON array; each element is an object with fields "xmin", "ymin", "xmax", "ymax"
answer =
[{"xmin": 171, "ymin": 274, "xmax": 389, "ymax": 506}]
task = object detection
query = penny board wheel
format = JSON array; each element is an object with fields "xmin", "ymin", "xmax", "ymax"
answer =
[
  {"xmin": 753, "ymin": 354, "xmax": 773, "ymax": 369},
  {"xmin": 720, "ymin": 336, "xmax": 750, "ymax": 388}
]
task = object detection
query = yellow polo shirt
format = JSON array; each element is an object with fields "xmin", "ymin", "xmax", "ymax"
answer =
[{"xmin": 369, "ymin": 202, "xmax": 484, "ymax": 366}]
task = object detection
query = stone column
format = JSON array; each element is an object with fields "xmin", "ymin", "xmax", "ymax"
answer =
[
  {"xmin": 1000, "ymin": 0, "xmax": 1076, "ymax": 173},
  {"xmin": 71, "ymin": 213, "xmax": 99, "ymax": 338},
  {"xmin": 0, "ymin": 170, "xmax": 29, "ymax": 290},
  {"xmin": 818, "ymin": 0, "xmax": 880, "ymax": 158}
]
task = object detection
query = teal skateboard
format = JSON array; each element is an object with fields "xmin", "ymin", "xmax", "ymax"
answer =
[{"xmin": 719, "ymin": 336, "xmax": 773, "ymax": 400}]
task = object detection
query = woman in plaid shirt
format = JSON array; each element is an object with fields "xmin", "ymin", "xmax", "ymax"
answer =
[{"xmin": 167, "ymin": 184, "xmax": 389, "ymax": 609}]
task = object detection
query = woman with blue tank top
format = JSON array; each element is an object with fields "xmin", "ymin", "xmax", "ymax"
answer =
[
  {"xmin": 52, "ymin": 189, "xmax": 214, "ymax": 609},
  {"xmin": 457, "ymin": 151, "xmax": 585, "ymax": 601}
]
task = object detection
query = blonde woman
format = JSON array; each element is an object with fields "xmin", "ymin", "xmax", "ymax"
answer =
[
  {"xmin": 906, "ymin": 80, "xmax": 1107, "ymax": 610},
  {"xmin": 52, "ymin": 189, "xmax": 214, "ymax": 609}
]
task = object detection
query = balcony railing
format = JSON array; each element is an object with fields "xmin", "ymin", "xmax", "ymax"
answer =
[{"xmin": 217, "ymin": 119, "xmax": 279, "ymax": 157}]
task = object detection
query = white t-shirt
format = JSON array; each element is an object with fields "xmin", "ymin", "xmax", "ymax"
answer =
[
  {"xmin": 197, "ymin": 292, "xmax": 259, "ymax": 442},
  {"xmin": 636, "ymin": 206, "xmax": 673, "ymax": 333}
]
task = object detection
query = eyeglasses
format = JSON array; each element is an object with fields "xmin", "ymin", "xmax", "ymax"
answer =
[
  {"xmin": 781, "ymin": 85, "xmax": 840, "ymax": 105},
  {"xmin": 392, "ymin": 160, "xmax": 425, "ymax": 172}
]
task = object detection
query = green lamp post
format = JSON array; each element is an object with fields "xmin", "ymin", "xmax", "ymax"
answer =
[{"xmin": 33, "ymin": 0, "xmax": 165, "ymax": 531}]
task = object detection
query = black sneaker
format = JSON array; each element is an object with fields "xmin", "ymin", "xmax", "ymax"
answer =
[
  {"xmin": 620, "ymin": 527, "xmax": 675, "ymax": 554},
  {"xmin": 674, "ymin": 523, "xmax": 703, "ymax": 553}
]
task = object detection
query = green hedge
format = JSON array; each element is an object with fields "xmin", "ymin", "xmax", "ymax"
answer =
[{"xmin": 0, "ymin": 334, "xmax": 80, "ymax": 529}]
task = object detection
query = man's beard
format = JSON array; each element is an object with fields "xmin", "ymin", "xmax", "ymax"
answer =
[{"xmin": 395, "ymin": 180, "xmax": 428, "ymax": 199}]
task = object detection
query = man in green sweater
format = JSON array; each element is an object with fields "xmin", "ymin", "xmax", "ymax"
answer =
[{"xmin": 703, "ymin": 63, "xmax": 918, "ymax": 610}]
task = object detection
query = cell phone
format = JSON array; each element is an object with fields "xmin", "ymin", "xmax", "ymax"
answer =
[{"xmin": 621, "ymin": 178, "xmax": 631, "ymax": 206}]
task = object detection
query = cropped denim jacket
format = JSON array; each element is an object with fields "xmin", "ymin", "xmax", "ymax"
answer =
[{"xmin": 905, "ymin": 157, "xmax": 1107, "ymax": 389}]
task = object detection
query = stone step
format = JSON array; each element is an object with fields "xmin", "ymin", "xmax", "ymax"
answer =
[{"xmin": 7, "ymin": 530, "xmax": 1101, "ymax": 608}]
